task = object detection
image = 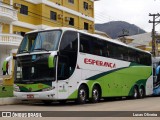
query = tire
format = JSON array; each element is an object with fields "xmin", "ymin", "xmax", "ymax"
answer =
[
  {"xmin": 139, "ymin": 87, "xmax": 145, "ymax": 98},
  {"xmin": 90, "ymin": 86, "xmax": 101, "ymax": 103},
  {"xmin": 76, "ymin": 85, "xmax": 88, "ymax": 104},
  {"xmin": 132, "ymin": 87, "xmax": 138, "ymax": 99}
]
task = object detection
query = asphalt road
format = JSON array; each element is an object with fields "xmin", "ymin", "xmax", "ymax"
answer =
[{"xmin": 0, "ymin": 96, "xmax": 160, "ymax": 120}]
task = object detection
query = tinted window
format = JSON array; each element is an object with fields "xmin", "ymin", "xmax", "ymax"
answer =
[
  {"xmin": 80, "ymin": 34, "xmax": 92, "ymax": 54},
  {"xmin": 60, "ymin": 31, "xmax": 78, "ymax": 51},
  {"xmin": 58, "ymin": 31, "xmax": 78, "ymax": 80},
  {"xmin": 92, "ymin": 39, "xmax": 104, "ymax": 56},
  {"xmin": 79, "ymin": 33, "xmax": 151, "ymax": 66}
]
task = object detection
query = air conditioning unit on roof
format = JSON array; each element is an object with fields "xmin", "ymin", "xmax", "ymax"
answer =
[
  {"xmin": 58, "ymin": 14, "xmax": 63, "ymax": 19},
  {"xmin": 13, "ymin": 3, "xmax": 21, "ymax": 9},
  {"xmin": 65, "ymin": 17, "xmax": 70, "ymax": 21},
  {"xmin": 89, "ymin": 5, "xmax": 93, "ymax": 9},
  {"xmin": 90, "ymin": 25, "xmax": 93, "ymax": 29}
]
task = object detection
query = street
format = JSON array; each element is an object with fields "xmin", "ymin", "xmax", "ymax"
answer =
[
  {"xmin": 1, "ymin": 96, "xmax": 160, "ymax": 111},
  {"xmin": 0, "ymin": 96, "xmax": 160, "ymax": 120}
]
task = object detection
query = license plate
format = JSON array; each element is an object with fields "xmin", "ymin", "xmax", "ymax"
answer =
[{"xmin": 27, "ymin": 94, "xmax": 34, "ymax": 99}]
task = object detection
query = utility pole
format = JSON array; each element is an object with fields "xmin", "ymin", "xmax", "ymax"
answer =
[{"xmin": 149, "ymin": 13, "xmax": 160, "ymax": 57}]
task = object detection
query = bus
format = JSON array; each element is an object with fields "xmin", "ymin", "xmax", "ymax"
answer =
[{"xmin": 14, "ymin": 27, "xmax": 153, "ymax": 104}]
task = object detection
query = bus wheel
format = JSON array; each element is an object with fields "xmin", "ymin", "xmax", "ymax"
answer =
[
  {"xmin": 91, "ymin": 86, "xmax": 101, "ymax": 103},
  {"xmin": 132, "ymin": 86, "xmax": 138, "ymax": 99},
  {"xmin": 139, "ymin": 87, "xmax": 145, "ymax": 98},
  {"xmin": 76, "ymin": 85, "xmax": 88, "ymax": 104}
]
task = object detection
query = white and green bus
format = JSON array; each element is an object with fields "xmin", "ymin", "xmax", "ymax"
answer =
[{"xmin": 14, "ymin": 27, "xmax": 153, "ymax": 104}]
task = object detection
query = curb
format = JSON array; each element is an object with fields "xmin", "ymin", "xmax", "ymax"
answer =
[{"xmin": 0, "ymin": 97, "xmax": 22, "ymax": 105}]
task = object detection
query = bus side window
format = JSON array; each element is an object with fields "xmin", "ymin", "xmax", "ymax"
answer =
[
  {"xmin": 103, "ymin": 46, "xmax": 109, "ymax": 57},
  {"xmin": 80, "ymin": 44, "xmax": 84, "ymax": 52},
  {"xmin": 80, "ymin": 34, "xmax": 91, "ymax": 54}
]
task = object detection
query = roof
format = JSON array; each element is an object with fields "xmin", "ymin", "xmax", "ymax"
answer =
[
  {"xmin": 25, "ymin": 27, "xmax": 150, "ymax": 54},
  {"xmin": 127, "ymin": 32, "xmax": 152, "ymax": 47},
  {"xmin": 94, "ymin": 30, "xmax": 111, "ymax": 38}
]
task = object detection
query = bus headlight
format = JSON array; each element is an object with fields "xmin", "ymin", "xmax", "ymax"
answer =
[
  {"xmin": 14, "ymin": 84, "xmax": 20, "ymax": 92},
  {"xmin": 42, "ymin": 87, "xmax": 55, "ymax": 92}
]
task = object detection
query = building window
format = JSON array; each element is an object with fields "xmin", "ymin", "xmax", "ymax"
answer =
[
  {"xmin": 50, "ymin": 11, "xmax": 57, "ymax": 21},
  {"xmin": 20, "ymin": 4, "xmax": 28, "ymax": 15},
  {"xmin": 68, "ymin": 0, "xmax": 74, "ymax": 4},
  {"xmin": 69, "ymin": 17, "xmax": 74, "ymax": 26},
  {"xmin": 84, "ymin": 22, "xmax": 89, "ymax": 30},
  {"xmin": 83, "ymin": 2, "xmax": 88, "ymax": 10}
]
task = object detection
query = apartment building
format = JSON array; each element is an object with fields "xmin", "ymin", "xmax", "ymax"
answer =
[{"xmin": 0, "ymin": 0, "xmax": 95, "ymax": 75}]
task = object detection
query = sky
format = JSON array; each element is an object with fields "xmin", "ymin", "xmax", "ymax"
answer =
[{"xmin": 94, "ymin": 0, "xmax": 160, "ymax": 32}]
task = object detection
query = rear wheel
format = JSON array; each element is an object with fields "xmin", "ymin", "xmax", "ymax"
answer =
[
  {"xmin": 132, "ymin": 87, "xmax": 138, "ymax": 99},
  {"xmin": 90, "ymin": 86, "xmax": 101, "ymax": 103},
  {"xmin": 76, "ymin": 85, "xmax": 88, "ymax": 104},
  {"xmin": 139, "ymin": 87, "xmax": 145, "ymax": 98}
]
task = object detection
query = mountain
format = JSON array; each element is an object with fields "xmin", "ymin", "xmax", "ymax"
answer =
[{"xmin": 95, "ymin": 21, "xmax": 146, "ymax": 39}]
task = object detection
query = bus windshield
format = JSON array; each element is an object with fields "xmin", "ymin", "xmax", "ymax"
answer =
[
  {"xmin": 15, "ymin": 53, "xmax": 56, "ymax": 83},
  {"xmin": 18, "ymin": 30, "xmax": 62, "ymax": 53}
]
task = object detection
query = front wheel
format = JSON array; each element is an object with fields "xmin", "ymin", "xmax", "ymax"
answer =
[{"xmin": 76, "ymin": 85, "xmax": 88, "ymax": 104}]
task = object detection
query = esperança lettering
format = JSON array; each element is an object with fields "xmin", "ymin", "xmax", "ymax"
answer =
[{"xmin": 84, "ymin": 58, "xmax": 116, "ymax": 68}]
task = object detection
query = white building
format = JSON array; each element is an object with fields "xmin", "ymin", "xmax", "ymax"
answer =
[{"xmin": 0, "ymin": 1, "xmax": 23, "ymax": 75}]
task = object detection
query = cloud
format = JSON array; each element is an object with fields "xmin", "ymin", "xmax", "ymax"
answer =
[{"xmin": 95, "ymin": 0, "xmax": 160, "ymax": 32}]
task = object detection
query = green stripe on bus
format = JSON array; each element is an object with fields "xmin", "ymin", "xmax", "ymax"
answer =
[
  {"xmin": 68, "ymin": 66, "xmax": 152, "ymax": 99},
  {"xmin": 16, "ymin": 83, "xmax": 51, "ymax": 92}
]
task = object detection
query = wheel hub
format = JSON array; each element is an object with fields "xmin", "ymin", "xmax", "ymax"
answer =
[
  {"xmin": 93, "ymin": 89, "xmax": 99, "ymax": 100},
  {"xmin": 79, "ymin": 89, "xmax": 86, "ymax": 101}
]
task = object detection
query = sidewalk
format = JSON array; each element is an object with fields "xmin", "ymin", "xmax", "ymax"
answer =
[
  {"xmin": 0, "ymin": 97, "xmax": 22, "ymax": 105},
  {"xmin": 0, "ymin": 76, "xmax": 21, "ymax": 105}
]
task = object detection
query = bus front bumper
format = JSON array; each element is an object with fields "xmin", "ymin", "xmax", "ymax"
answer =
[{"xmin": 13, "ymin": 91, "xmax": 57, "ymax": 100}]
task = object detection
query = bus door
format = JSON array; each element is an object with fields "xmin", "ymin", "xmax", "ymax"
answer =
[
  {"xmin": 57, "ymin": 55, "xmax": 69, "ymax": 99},
  {"xmin": 57, "ymin": 31, "xmax": 78, "ymax": 99}
]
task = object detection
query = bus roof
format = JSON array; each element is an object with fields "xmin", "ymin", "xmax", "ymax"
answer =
[{"xmin": 26, "ymin": 27, "xmax": 151, "ymax": 55}]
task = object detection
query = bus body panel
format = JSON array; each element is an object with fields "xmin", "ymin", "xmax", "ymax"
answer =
[{"xmin": 14, "ymin": 28, "xmax": 153, "ymax": 101}]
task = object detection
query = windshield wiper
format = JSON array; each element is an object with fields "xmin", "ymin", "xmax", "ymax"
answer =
[{"xmin": 33, "ymin": 48, "xmax": 49, "ymax": 52}]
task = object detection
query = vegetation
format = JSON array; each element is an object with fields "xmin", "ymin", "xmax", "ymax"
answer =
[{"xmin": 0, "ymin": 86, "xmax": 13, "ymax": 98}]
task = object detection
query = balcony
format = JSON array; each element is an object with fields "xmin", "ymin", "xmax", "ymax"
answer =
[
  {"xmin": 0, "ymin": 34, "xmax": 23, "ymax": 46},
  {"xmin": 0, "ymin": 3, "xmax": 18, "ymax": 23}
]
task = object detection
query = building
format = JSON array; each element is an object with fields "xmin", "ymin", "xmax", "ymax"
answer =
[
  {"xmin": 118, "ymin": 32, "xmax": 160, "ymax": 56},
  {"xmin": 0, "ymin": 0, "xmax": 95, "ymax": 75}
]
